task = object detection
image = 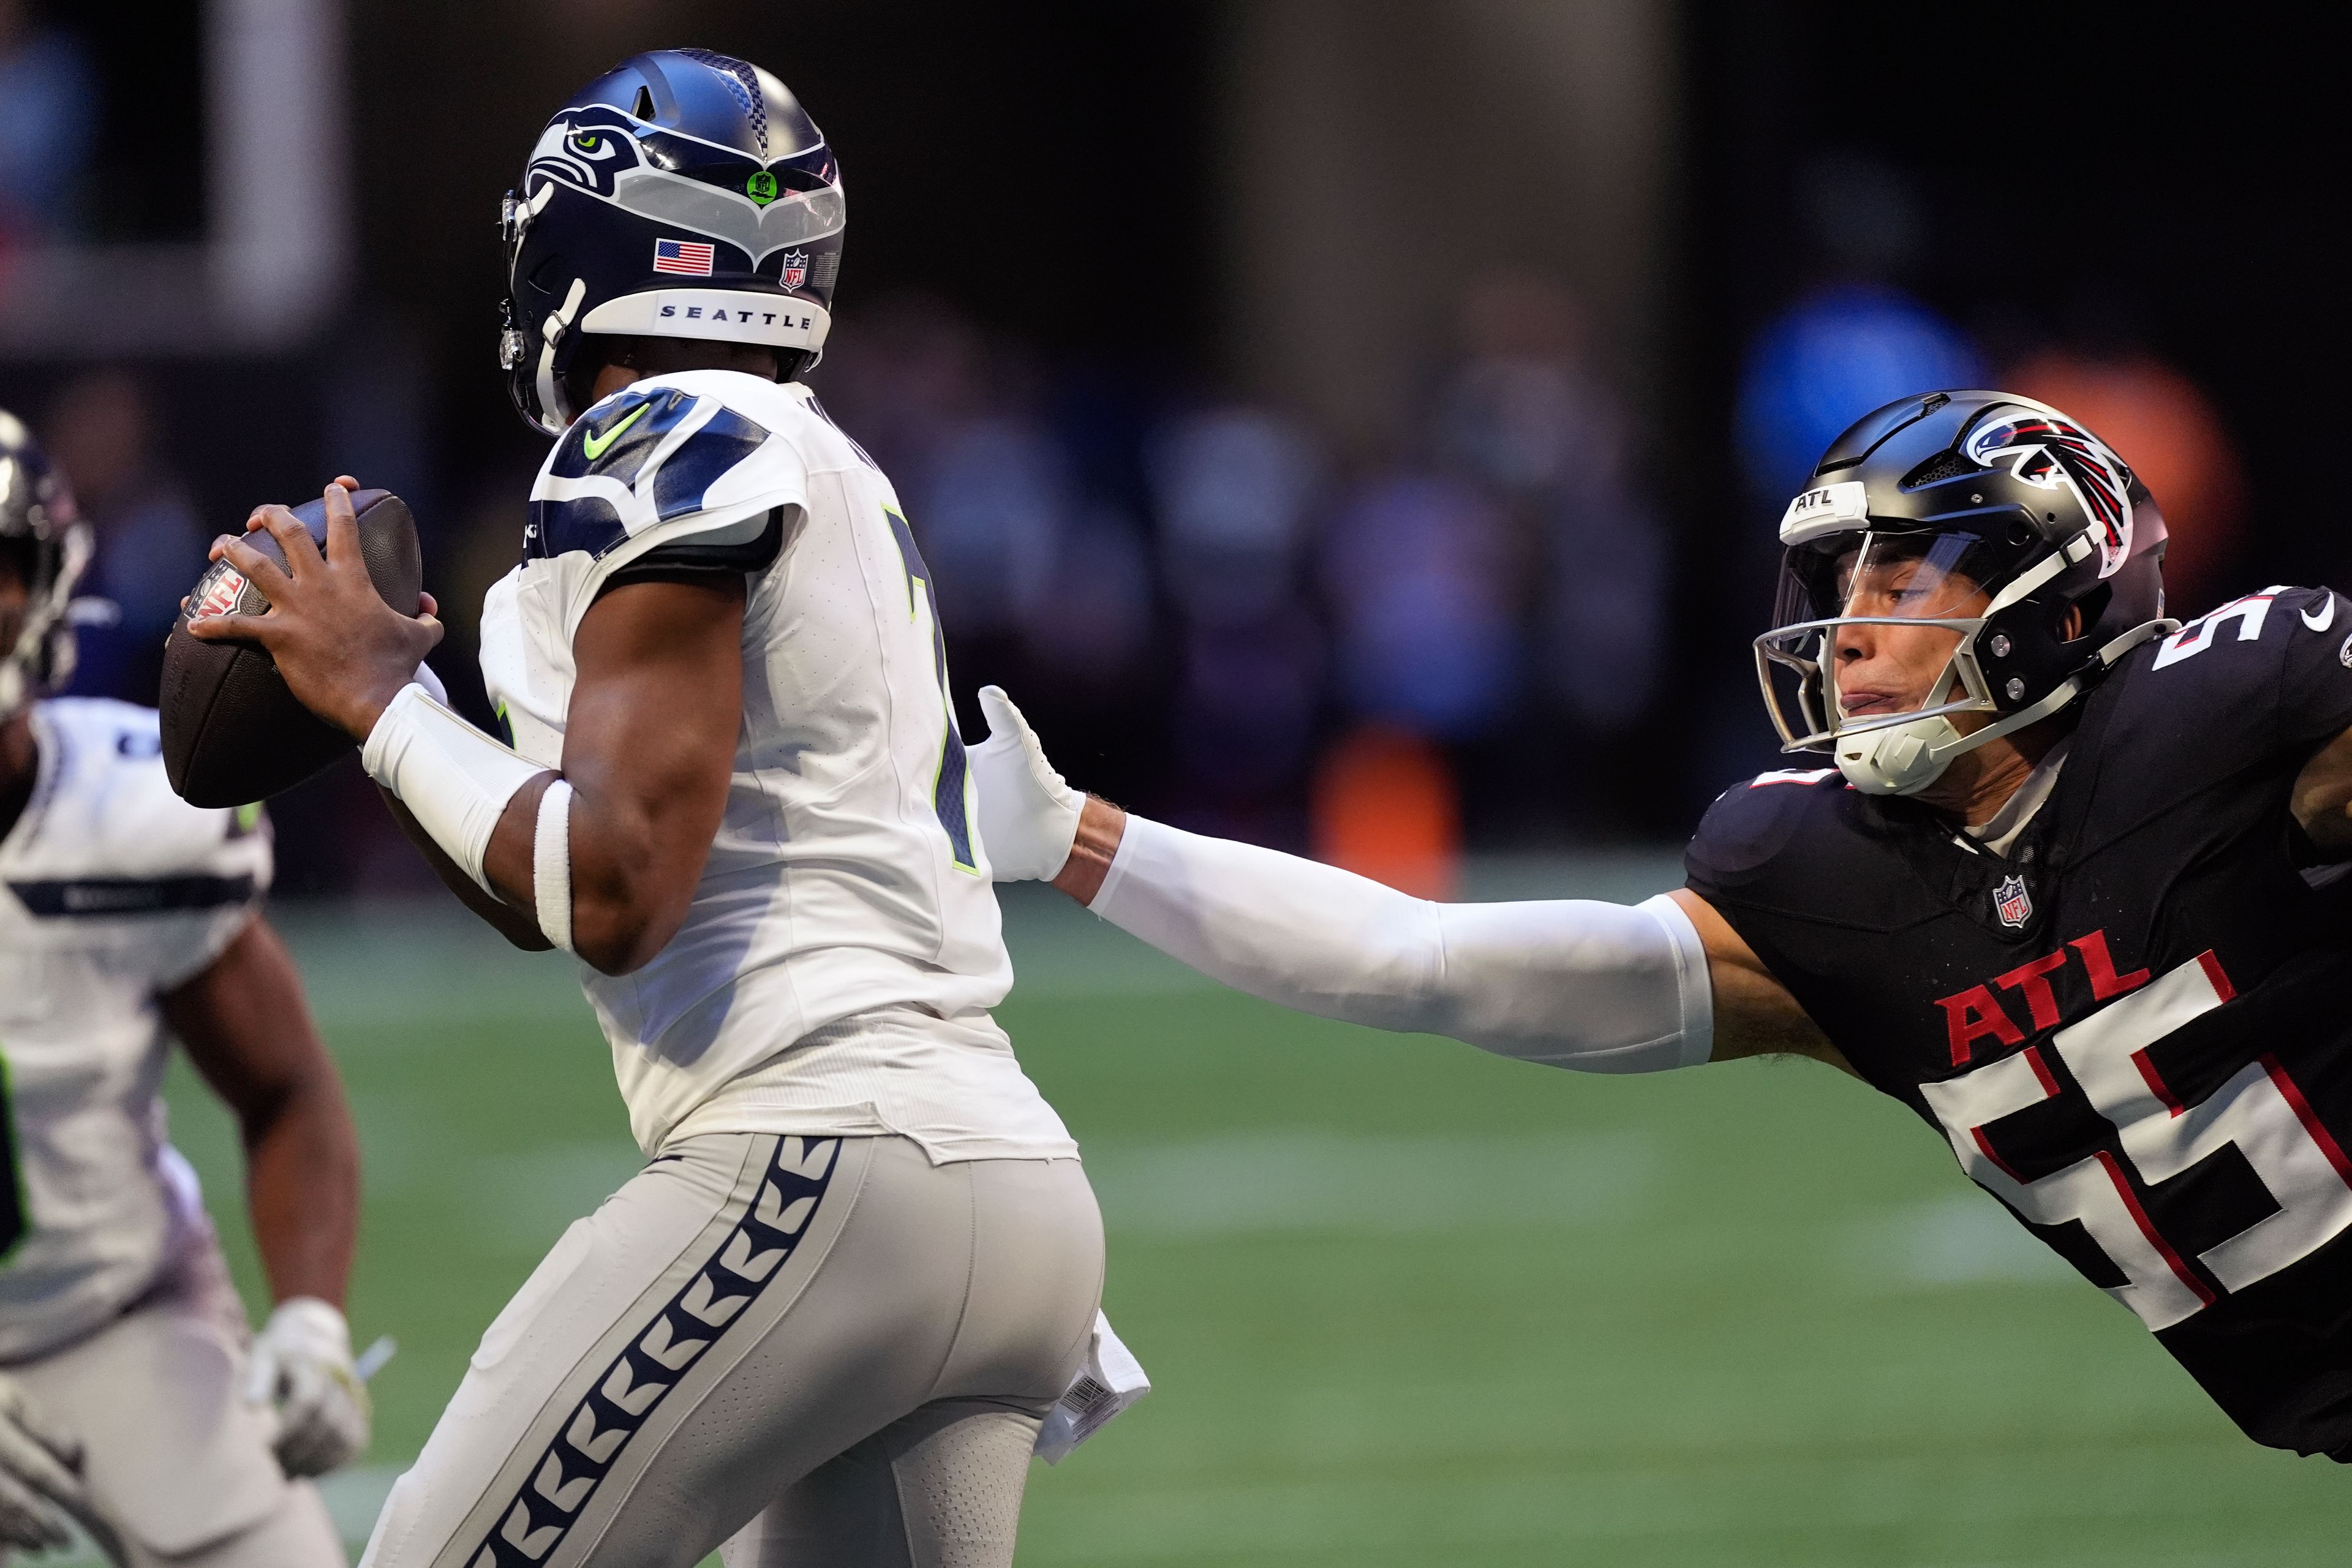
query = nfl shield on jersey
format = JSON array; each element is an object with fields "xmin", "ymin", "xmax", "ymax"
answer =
[
  {"xmin": 1689, "ymin": 585, "xmax": 2352, "ymax": 1458},
  {"xmin": 0, "ymin": 699, "xmax": 269, "ymax": 1360},
  {"xmin": 481, "ymin": 368, "xmax": 1074, "ymax": 1160}
]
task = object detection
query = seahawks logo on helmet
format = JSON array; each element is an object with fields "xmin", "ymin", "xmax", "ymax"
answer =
[
  {"xmin": 523, "ymin": 106, "xmax": 844, "ymax": 267},
  {"xmin": 526, "ymin": 110, "xmax": 640, "ymax": 199},
  {"xmin": 1964, "ymin": 412, "xmax": 2136, "ymax": 578}
]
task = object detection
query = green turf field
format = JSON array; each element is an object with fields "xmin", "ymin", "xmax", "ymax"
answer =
[{"xmin": 147, "ymin": 856, "xmax": 2352, "ymax": 1566}]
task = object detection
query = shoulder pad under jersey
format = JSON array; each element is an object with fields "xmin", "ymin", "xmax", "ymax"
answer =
[
  {"xmin": 527, "ymin": 377, "xmax": 804, "ymax": 564},
  {"xmin": 1684, "ymin": 767, "xmax": 1847, "ymax": 888},
  {"xmin": 10, "ymin": 699, "xmax": 270, "ymax": 903},
  {"xmin": 2131, "ymin": 585, "xmax": 2352, "ymax": 754}
]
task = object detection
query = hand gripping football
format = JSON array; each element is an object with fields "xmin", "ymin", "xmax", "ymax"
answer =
[{"xmin": 159, "ymin": 488, "xmax": 423, "ymax": 808}]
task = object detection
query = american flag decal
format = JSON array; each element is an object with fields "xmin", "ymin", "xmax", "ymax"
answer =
[{"xmin": 652, "ymin": 238, "xmax": 716, "ymax": 276}]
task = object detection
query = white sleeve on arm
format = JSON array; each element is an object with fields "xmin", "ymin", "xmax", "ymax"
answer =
[{"xmin": 1088, "ymin": 815, "xmax": 1713, "ymax": 1072}]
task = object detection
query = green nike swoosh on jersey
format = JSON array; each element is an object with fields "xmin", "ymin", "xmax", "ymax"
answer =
[{"xmin": 582, "ymin": 403, "xmax": 649, "ymax": 461}]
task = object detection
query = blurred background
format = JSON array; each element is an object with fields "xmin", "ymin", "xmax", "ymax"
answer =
[
  {"xmin": 8, "ymin": 2, "xmax": 2352, "ymax": 1562},
  {"xmin": 11, "ymin": 0, "xmax": 2343, "ymax": 891}
]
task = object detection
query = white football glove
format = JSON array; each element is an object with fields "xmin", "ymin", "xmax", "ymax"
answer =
[
  {"xmin": 970, "ymin": 686, "xmax": 1085, "ymax": 883},
  {"xmin": 244, "ymin": 1298, "xmax": 371, "ymax": 1477},
  {"xmin": 0, "ymin": 1372, "xmax": 99, "ymax": 1557}
]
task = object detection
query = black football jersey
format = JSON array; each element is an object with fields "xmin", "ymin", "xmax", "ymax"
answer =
[{"xmin": 1686, "ymin": 585, "xmax": 2352, "ymax": 1458}]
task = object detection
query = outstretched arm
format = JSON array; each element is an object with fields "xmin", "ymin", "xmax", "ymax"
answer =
[
  {"xmin": 973, "ymin": 688, "xmax": 1847, "ymax": 1072},
  {"xmin": 1064, "ymin": 800, "xmax": 1711, "ymax": 1071}
]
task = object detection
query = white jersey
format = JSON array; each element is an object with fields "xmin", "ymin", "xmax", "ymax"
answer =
[
  {"xmin": 480, "ymin": 370, "xmax": 1074, "ymax": 1161},
  {"xmin": 0, "ymin": 699, "xmax": 267, "ymax": 1361}
]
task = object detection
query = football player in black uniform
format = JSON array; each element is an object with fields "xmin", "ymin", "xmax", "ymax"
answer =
[{"xmin": 971, "ymin": 388, "xmax": 2352, "ymax": 1460}]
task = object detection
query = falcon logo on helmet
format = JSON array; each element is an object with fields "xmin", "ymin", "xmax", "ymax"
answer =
[{"xmin": 1963, "ymin": 414, "xmax": 2136, "ymax": 577}]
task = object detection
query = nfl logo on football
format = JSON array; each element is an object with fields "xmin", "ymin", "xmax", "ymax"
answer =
[
  {"xmin": 781, "ymin": 250, "xmax": 809, "ymax": 289},
  {"xmin": 1994, "ymin": 875, "xmax": 2033, "ymax": 929},
  {"xmin": 192, "ymin": 564, "xmax": 247, "ymax": 623}
]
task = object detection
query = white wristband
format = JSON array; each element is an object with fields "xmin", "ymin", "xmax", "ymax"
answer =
[
  {"xmin": 534, "ymin": 780, "xmax": 575, "ymax": 953},
  {"xmin": 361, "ymin": 684, "xmax": 546, "ymax": 892}
]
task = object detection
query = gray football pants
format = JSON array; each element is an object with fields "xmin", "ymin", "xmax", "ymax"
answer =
[
  {"xmin": 3, "ymin": 1235, "xmax": 342, "ymax": 1567},
  {"xmin": 361, "ymin": 1133, "xmax": 1104, "ymax": 1568}
]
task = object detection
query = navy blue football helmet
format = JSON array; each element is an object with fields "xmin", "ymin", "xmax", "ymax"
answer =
[
  {"xmin": 498, "ymin": 50, "xmax": 845, "ymax": 437},
  {"xmin": 0, "ymin": 407, "xmax": 91, "ymax": 723}
]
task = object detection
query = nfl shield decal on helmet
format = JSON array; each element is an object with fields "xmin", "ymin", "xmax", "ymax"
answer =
[
  {"xmin": 1964, "ymin": 413, "xmax": 2135, "ymax": 578},
  {"xmin": 780, "ymin": 249, "xmax": 809, "ymax": 289},
  {"xmin": 1994, "ymin": 874, "xmax": 2034, "ymax": 929}
]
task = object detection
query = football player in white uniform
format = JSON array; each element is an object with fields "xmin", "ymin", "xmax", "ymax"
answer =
[
  {"xmin": 0, "ymin": 409, "xmax": 366, "ymax": 1566},
  {"xmin": 187, "ymin": 53, "xmax": 1107, "ymax": 1568}
]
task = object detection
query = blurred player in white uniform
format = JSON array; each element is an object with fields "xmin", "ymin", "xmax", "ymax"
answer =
[
  {"xmin": 187, "ymin": 52, "xmax": 1117, "ymax": 1568},
  {"xmin": 0, "ymin": 409, "xmax": 368, "ymax": 1565}
]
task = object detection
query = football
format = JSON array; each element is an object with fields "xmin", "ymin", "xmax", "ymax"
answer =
[{"xmin": 158, "ymin": 488, "xmax": 424, "ymax": 808}]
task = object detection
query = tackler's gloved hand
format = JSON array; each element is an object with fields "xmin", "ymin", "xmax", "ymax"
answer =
[
  {"xmin": 244, "ymin": 1297, "xmax": 371, "ymax": 1477},
  {"xmin": 970, "ymin": 686, "xmax": 1085, "ymax": 883},
  {"xmin": 0, "ymin": 1372, "xmax": 96, "ymax": 1555}
]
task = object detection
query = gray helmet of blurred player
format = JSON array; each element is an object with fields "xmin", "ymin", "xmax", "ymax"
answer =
[
  {"xmin": 1754, "ymin": 390, "xmax": 2176, "ymax": 796},
  {"xmin": 0, "ymin": 408, "xmax": 92, "ymax": 725}
]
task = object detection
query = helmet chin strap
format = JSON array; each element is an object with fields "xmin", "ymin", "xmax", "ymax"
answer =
[
  {"xmin": 1834, "ymin": 620, "xmax": 2174, "ymax": 797},
  {"xmin": 533, "ymin": 277, "xmax": 590, "ymax": 436}
]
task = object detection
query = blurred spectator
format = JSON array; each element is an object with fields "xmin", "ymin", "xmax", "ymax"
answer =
[
  {"xmin": 1148, "ymin": 407, "xmax": 1327, "ymax": 832},
  {"xmin": 1023, "ymin": 504, "xmax": 1154, "ymax": 699},
  {"xmin": 909, "ymin": 415, "xmax": 1071, "ymax": 639},
  {"xmin": 2010, "ymin": 345, "xmax": 2245, "ymax": 616},
  {"xmin": 1436, "ymin": 270, "xmax": 1667, "ymax": 736},
  {"xmin": 817, "ymin": 295, "xmax": 1095, "ymax": 665},
  {"xmin": 1735, "ymin": 282, "xmax": 1982, "ymax": 507},
  {"xmin": 1170, "ymin": 612, "xmax": 1324, "ymax": 835},
  {"xmin": 811, "ymin": 294, "xmax": 987, "ymax": 491},
  {"xmin": 1735, "ymin": 154, "xmax": 1984, "ymax": 508},
  {"xmin": 0, "ymin": 0, "xmax": 97, "ymax": 246},
  {"xmin": 1321, "ymin": 471, "xmax": 1518, "ymax": 739},
  {"xmin": 42, "ymin": 371, "xmax": 205, "ymax": 704},
  {"xmin": 1149, "ymin": 407, "xmax": 1321, "ymax": 626}
]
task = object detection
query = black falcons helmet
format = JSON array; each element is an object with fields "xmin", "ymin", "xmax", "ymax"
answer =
[
  {"xmin": 1754, "ymin": 390, "xmax": 2175, "ymax": 795},
  {"xmin": 498, "ymin": 49, "xmax": 844, "ymax": 437},
  {"xmin": 0, "ymin": 407, "xmax": 92, "ymax": 722}
]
